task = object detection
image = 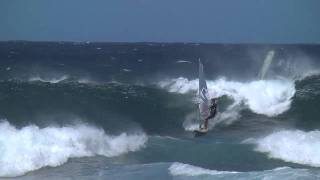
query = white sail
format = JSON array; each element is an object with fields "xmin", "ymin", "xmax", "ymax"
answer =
[{"xmin": 198, "ymin": 59, "xmax": 210, "ymax": 126}]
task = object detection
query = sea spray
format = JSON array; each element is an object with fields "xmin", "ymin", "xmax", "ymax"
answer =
[{"xmin": 258, "ymin": 50, "xmax": 275, "ymax": 80}]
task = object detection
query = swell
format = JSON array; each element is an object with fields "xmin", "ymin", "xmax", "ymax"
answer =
[
  {"xmin": 0, "ymin": 80, "xmax": 192, "ymax": 135},
  {"xmin": 0, "ymin": 75, "xmax": 319, "ymax": 135}
]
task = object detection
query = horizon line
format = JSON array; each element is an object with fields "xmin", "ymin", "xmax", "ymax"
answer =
[{"xmin": 1, "ymin": 40, "xmax": 320, "ymax": 46}]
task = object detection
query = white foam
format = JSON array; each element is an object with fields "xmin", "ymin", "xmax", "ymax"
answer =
[
  {"xmin": 0, "ymin": 121, "xmax": 147, "ymax": 177},
  {"xmin": 169, "ymin": 162, "xmax": 237, "ymax": 176},
  {"xmin": 29, "ymin": 75, "xmax": 69, "ymax": 83},
  {"xmin": 159, "ymin": 77, "xmax": 295, "ymax": 117},
  {"xmin": 255, "ymin": 130, "xmax": 320, "ymax": 167}
]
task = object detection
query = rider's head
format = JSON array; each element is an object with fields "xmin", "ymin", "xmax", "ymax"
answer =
[{"xmin": 211, "ymin": 98, "xmax": 217, "ymax": 104}]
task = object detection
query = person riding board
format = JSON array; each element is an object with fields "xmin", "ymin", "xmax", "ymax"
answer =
[{"xmin": 202, "ymin": 98, "xmax": 217, "ymax": 130}]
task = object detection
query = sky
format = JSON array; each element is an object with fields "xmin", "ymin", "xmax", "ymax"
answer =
[{"xmin": 0, "ymin": 0, "xmax": 320, "ymax": 43}]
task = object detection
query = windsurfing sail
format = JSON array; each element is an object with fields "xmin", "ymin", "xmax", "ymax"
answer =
[{"xmin": 198, "ymin": 59, "xmax": 210, "ymax": 128}]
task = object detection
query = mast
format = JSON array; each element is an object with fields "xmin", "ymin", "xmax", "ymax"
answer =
[
  {"xmin": 198, "ymin": 59, "xmax": 210, "ymax": 127},
  {"xmin": 198, "ymin": 59, "xmax": 202, "ymax": 127}
]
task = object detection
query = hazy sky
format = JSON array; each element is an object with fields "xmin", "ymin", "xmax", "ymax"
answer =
[{"xmin": 1, "ymin": 0, "xmax": 319, "ymax": 43}]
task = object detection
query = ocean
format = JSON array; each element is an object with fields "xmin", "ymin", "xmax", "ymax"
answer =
[{"xmin": 0, "ymin": 41, "xmax": 320, "ymax": 179}]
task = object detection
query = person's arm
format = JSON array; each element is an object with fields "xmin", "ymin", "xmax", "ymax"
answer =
[
  {"xmin": 210, "ymin": 104, "xmax": 216, "ymax": 112},
  {"xmin": 212, "ymin": 105, "xmax": 217, "ymax": 112}
]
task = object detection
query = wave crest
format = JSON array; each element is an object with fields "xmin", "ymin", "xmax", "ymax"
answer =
[
  {"xmin": 29, "ymin": 75, "xmax": 69, "ymax": 83},
  {"xmin": 0, "ymin": 121, "xmax": 147, "ymax": 177}
]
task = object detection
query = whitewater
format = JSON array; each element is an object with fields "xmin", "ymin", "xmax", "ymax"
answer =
[{"xmin": 0, "ymin": 121, "xmax": 147, "ymax": 177}]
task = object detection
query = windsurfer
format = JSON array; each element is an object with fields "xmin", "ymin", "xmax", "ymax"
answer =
[{"xmin": 202, "ymin": 98, "xmax": 217, "ymax": 130}]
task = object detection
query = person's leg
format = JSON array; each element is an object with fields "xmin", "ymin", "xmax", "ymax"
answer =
[{"xmin": 204, "ymin": 118, "xmax": 209, "ymax": 129}]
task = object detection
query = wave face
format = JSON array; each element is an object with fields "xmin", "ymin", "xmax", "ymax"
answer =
[
  {"xmin": 169, "ymin": 162, "xmax": 319, "ymax": 180},
  {"xmin": 0, "ymin": 121, "xmax": 147, "ymax": 177},
  {"xmin": 1, "ymin": 42, "xmax": 320, "ymax": 178}
]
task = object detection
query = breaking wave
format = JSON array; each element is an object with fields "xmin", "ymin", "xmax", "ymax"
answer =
[
  {"xmin": 159, "ymin": 77, "xmax": 295, "ymax": 117},
  {"xmin": 0, "ymin": 121, "xmax": 147, "ymax": 177},
  {"xmin": 255, "ymin": 130, "xmax": 320, "ymax": 167}
]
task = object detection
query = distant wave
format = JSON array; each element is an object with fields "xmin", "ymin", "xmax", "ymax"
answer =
[
  {"xmin": 255, "ymin": 130, "xmax": 320, "ymax": 167},
  {"xmin": 175, "ymin": 60, "xmax": 192, "ymax": 64},
  {"xmin": 0, "ymin": 121, "xmax": 147, "ymax": 177},
  {"xmin": 28, "ymin": 75, "xmax": 100, "ymax": 85},
  {"xmin": 29, "ymin": 75, "xmax": 69, "ymax": 83}
]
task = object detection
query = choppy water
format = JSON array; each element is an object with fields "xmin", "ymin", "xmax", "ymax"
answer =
[{"xmin": 0, "ymin": 42, "xmax": 320, "ymax": 179}]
